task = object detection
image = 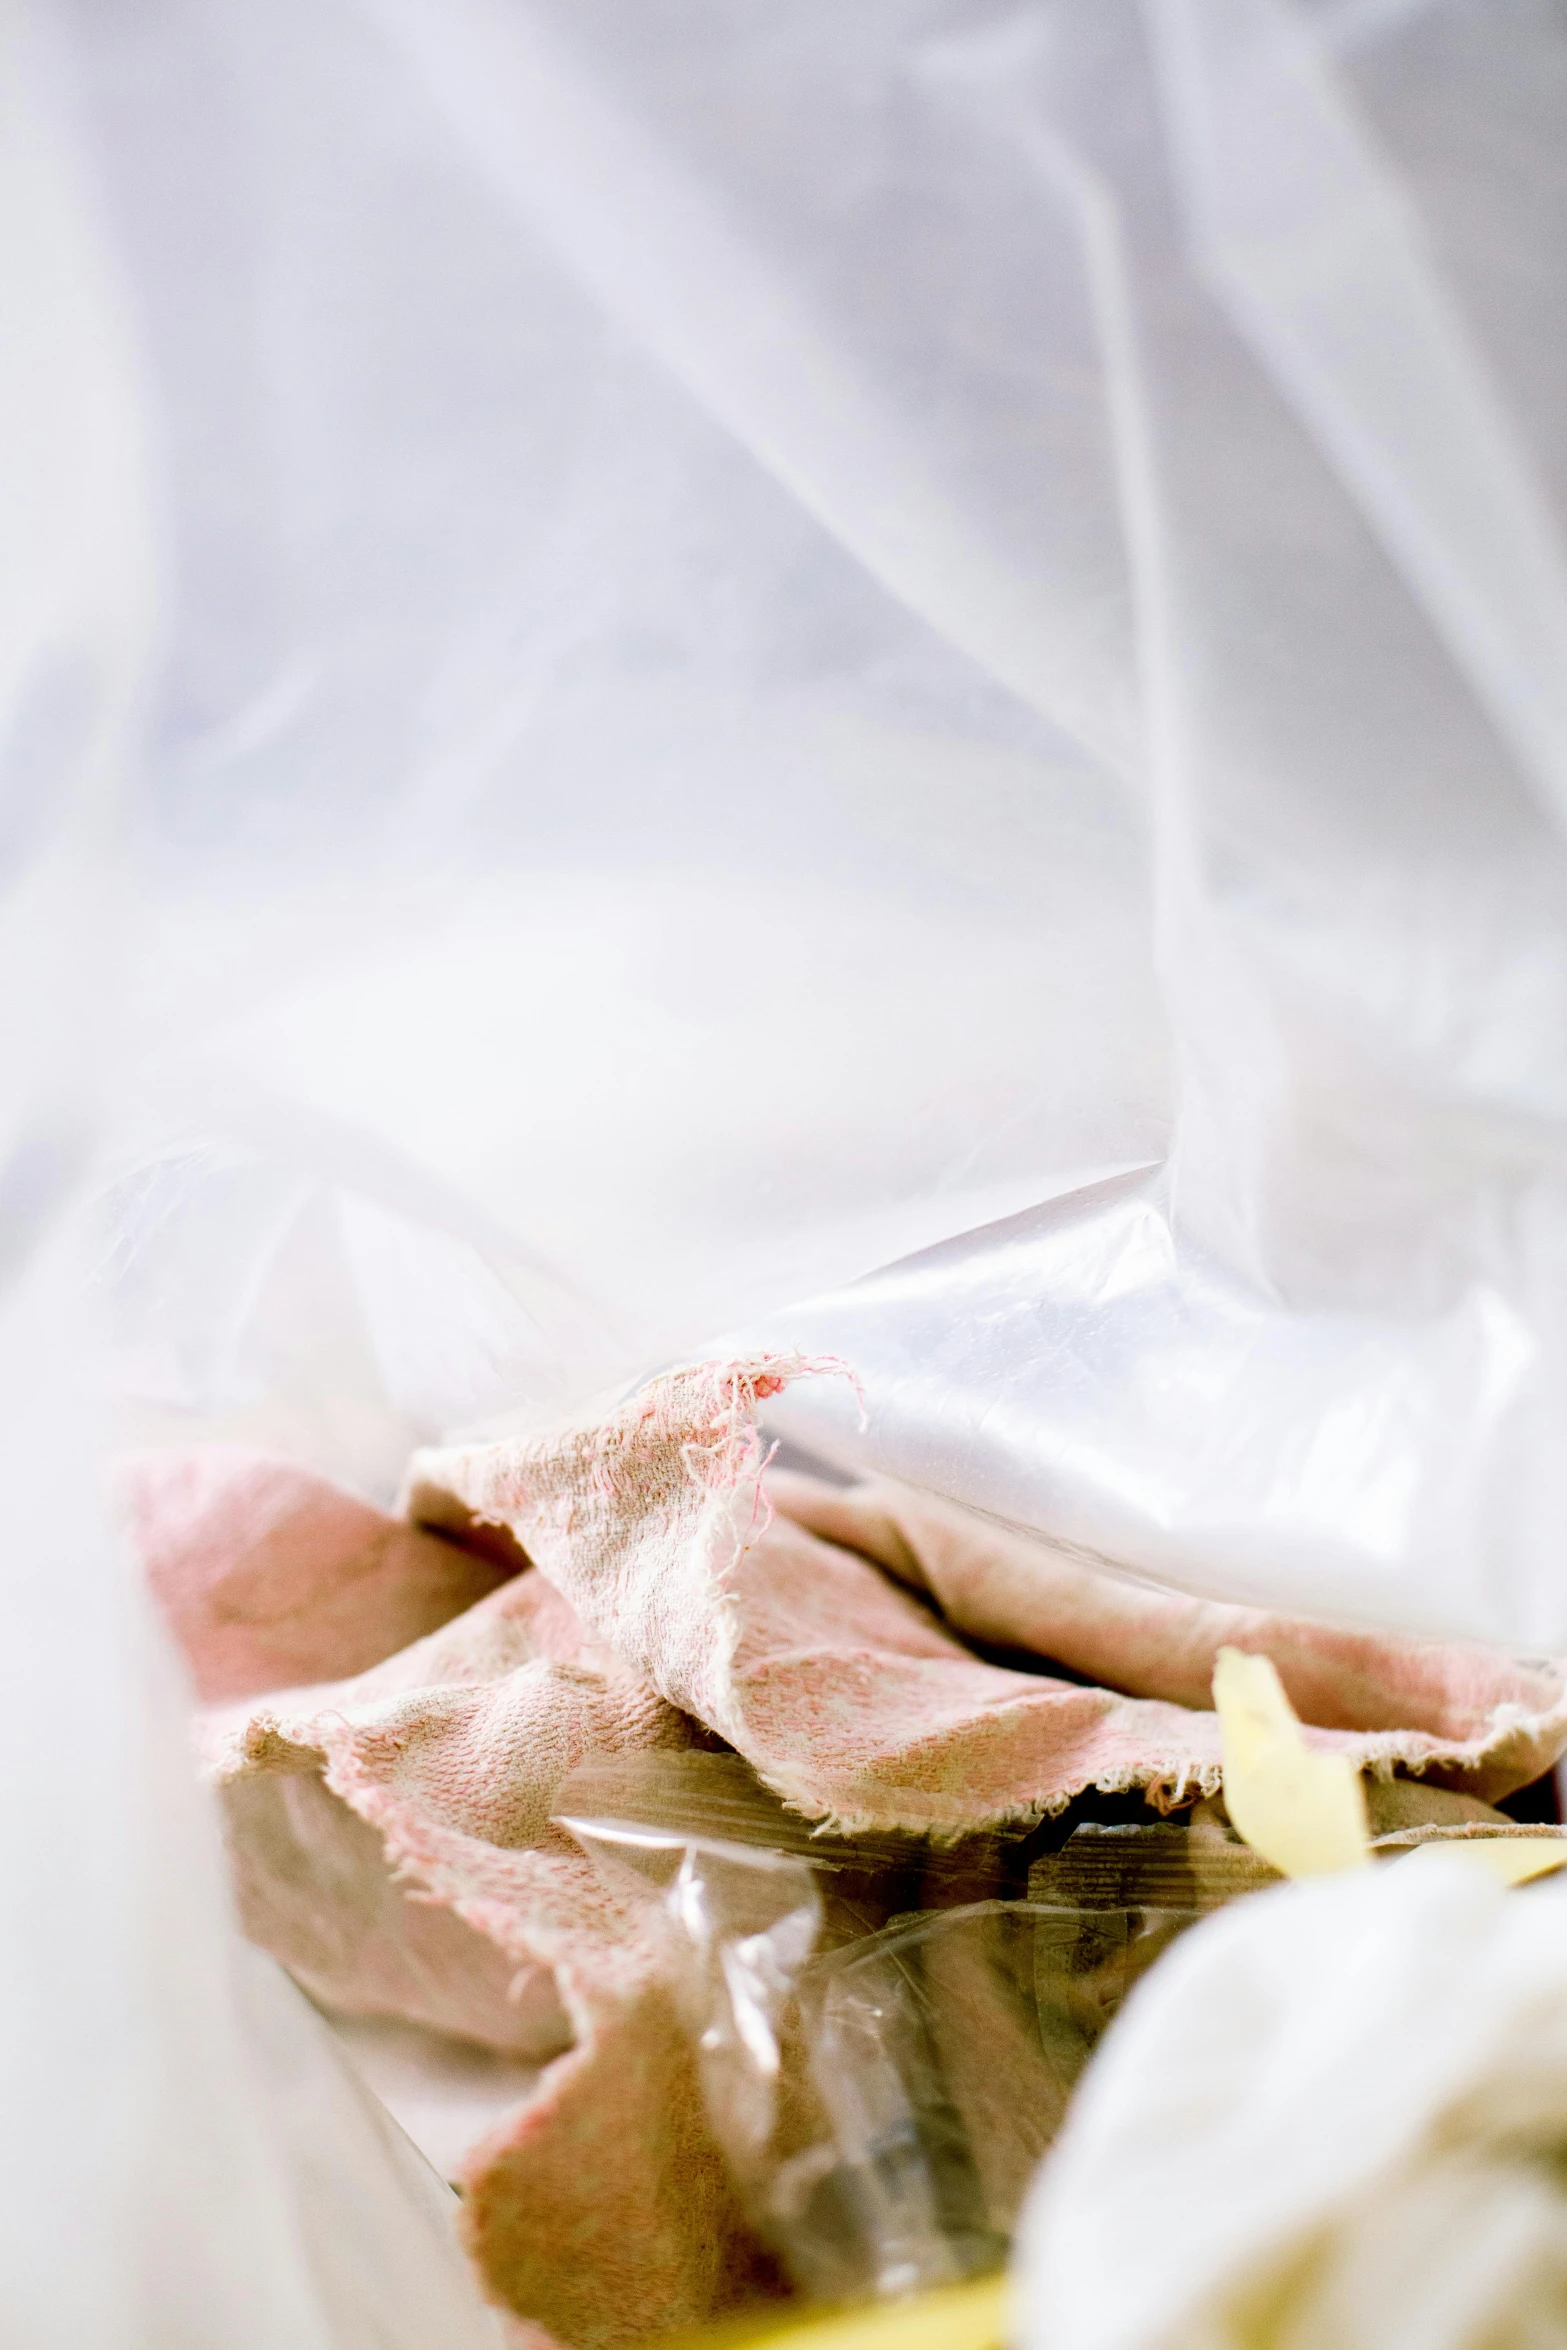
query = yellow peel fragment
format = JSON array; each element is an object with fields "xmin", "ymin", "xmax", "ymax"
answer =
[
  {"xmin": 1440, "ymin": 1838, "xmax": 1567, "ymax": 1887},
  {"xmin": 655, "ymin": 2272, "xmax": 1011, "ymax": 2350},
  {"xmin": 1213, "ymin": 1646, "xmax": 1370, "ymax": 1879}
]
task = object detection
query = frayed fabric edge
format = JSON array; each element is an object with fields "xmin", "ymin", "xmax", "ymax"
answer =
[
  {"xmin": 744, "ymin": 1725, "xmax": 1562, "ymax": 1845},
  {"xmin": 404, "ymin": 1351, "xmax": 852, "ymax": 1528},
  {"xmin": 751, "ymin": 1755, "xmax": 1230, "ymax": 1845}
]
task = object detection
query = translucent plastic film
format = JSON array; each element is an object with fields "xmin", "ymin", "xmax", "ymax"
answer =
[
  {"xmin": 556, "ymin": 1761, "xmax": 1286, "ymax": 2306},
  {"xmin": 559, "ymin": 1803, "xmax": 1050, "ymax": 2304},
  {"xmin": 28, "ymin": 0, "xmax": 1564, "ymax": 1651}
]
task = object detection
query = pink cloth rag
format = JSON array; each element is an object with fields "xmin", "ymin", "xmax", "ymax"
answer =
[
  {"xmin": 122, "ymin": 1446, "xmax": 512, "ymax": 1701},
  {"xmin": 124, "ymin": 1355, "xmax": 1567, "ymax": 2344},
  {"xmin": 410, "ymin": 1356, "xmax": 1567, "ymax": 1832},
  {"xmin": 121, "ymin": 1443, "xmax": 781, "ymax": 2343}
]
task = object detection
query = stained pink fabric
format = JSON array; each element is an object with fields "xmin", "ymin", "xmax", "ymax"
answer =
[
  {"xmin": 194, "ymin": 1473, "xmax": 777, "ymax": 2344},
  {"xmin": 765, "ymin": 1472, "xmax": 1567, "ymax": 1807},
  {"xmin": 120, "ymin": 1446, "xmax": 512, "ymax": 1701},
  {"xmin": 214, "ymin": 1564, "xmax": 649, "ymax": 2058},
  {"xmin": 126, "ymin": 1359, "xmax": 1567, "ymax": 2344},
  {"xmin": 411, "ymin": 1359, "xmax": 1567, "ymax": 1833}
]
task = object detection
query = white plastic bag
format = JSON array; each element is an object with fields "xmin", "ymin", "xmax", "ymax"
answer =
[
  {"xmin": 1017, "ymin": 1853, "xmax": 1567, "ymax": 2350},
  {"xmin": 53, "ymin": 0, "xmax": 1567, "ymax": 1651},
  {"xmin": 12, "ymin": 0, "xmax": 1567, "ymax": 2339}
]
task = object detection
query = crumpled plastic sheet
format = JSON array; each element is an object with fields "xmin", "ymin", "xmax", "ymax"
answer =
[
  {"xmin": 58, "ymin": 0, "xmax": 1567, "ymax": 1657},
  {"xmin": 11, "ymin": 0, "xmax": 1567, "ymax": 2338},
  {"xmin": 1017, "ymin": 1853, "xmax": 1567, "ymax": 2350}
]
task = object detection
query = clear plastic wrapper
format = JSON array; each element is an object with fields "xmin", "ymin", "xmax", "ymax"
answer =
[
  {"xmin": 771, "ymin": 1904, "xmax": 1061, "ymax": 2303},
  {"xmin": 1028, "ymin": 1816, "xmax": 1285, "ymax": 1912},
  {"xmin": 1025, "ymin": 1821, "xmax": 1282, "ymax": 2074},
  {"xmin": 557, "ymin": 1765, "xmax": 1286, "ymax": 2307},
  {"xmin": 555, "ymin": 1750, "xmax": 1026, "ymax": 1922}
]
